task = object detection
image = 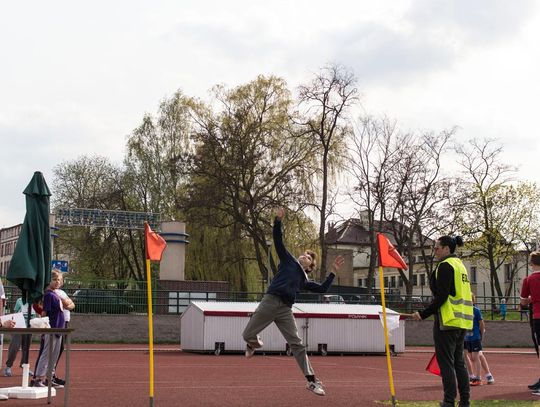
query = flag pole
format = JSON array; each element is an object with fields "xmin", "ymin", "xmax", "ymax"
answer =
[
  {"xmin": 146, "ymin": 257, "xmax": 155, "ymax": 407},
  {"xmin": 378, "ymin": 265, "xmax": 397, "ymax": 407}
]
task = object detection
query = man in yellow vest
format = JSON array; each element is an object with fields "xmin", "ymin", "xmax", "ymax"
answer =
[{"xmin": 413, "ymin": 235, "xmax": 474, "ymax": 407}]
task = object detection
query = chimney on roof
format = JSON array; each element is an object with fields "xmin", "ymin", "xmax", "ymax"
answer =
[{"xmin": 359, "ymin": 210, "xmax": 370, "ymax": 226}]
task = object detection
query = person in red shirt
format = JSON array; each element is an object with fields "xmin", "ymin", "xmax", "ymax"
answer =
[{"xmin": 521, "ymin": 251, "xmax": 540, "ymax": 394}]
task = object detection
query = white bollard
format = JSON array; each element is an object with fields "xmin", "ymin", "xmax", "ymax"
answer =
[{"xmin": 22, "ymin": 364, "xmax": 30, "ymax": 388}]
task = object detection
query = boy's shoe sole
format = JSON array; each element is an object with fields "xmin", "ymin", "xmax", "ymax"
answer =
[
  {"xmin": 306, "ymin": 381, "xmax": 325, "ymax": 396},
  {"xmin": 245, "ymin": 345, "xmax": 255, "ymax": 358}
]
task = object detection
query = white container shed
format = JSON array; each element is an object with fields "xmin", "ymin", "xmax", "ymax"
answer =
[
  {"xmin": 292, "ymin": 303, "xmax": 405, "ymax": 354},
  {"xmin": 180, "ymin": 301, "xmax": 405, "ymax": 355},
  {"xmin": 180, "ymin": 301, "xmax": 289, "ymax": 354}
]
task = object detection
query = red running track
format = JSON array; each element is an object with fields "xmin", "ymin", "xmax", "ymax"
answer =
[{"xmin": 1, "ymin": 345, "xmax": 539, "ymax": 406}]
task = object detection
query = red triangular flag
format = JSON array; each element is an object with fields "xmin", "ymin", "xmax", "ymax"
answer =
[
  {"xmin": 145, "ymin": 222, "xmax": 167, "ymax": 261},
  {"xmin": 426, "ymin": 353, "xmax": 441, "ymax": 376},
  {"xmin": 377, "ymin": 233, "xmax": 408, "ymax": 270}
]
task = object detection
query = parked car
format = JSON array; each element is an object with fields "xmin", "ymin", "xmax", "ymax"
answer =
[
  {"xmin": 342, "ymin": 294, "xmax": 363, "ymax": 304},
  {"xmin": 341, "ymin": 294, "xmax": 374, "ymax": 304},
  {"xmin": 396, "ymin": 296, "xmax": 429, "ymax": 310},
  {"xmin": 73, "ymin": 289, "xmax": 134, "ymax": 314},
  {"xmin": 322, "ymin": 294, "xmax": 345, "ymax": 304}
]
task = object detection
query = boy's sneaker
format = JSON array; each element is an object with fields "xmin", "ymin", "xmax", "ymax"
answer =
[
  {"xmin": 3, "ymin": 367, "xmax": 12, "ymax": 377},
  {"xmin": 31, "ymin": 379, "xmax": 46, "ymax": 388},
  {"xmin": 52, "ymin": 376, "xmax": 66, "ymax": 386},
  {"xmin": 245, "ymin": 336, "xmax": 263, "ymax": 358},
  {"xmin": 470, "ymin": 378, "xmax": 482, "ymax": 386},
  {"xmin": 533, "ymin": 390, "xmax": 540, "ymax": 396},
  {"xmin": 486, "ymin": 374, "xmax": 494, "ymax": 385},
  {"xmin": 529, "ymin": 378, "xmax": 540, "ymax": 390},
  {"xmin": 45, "ymin": 379, "xmax": 63, "ymax": 389},
  {"xmin": 0, "ymin": 394, "xmax": 8, "ymax": 400},
  {"xmin": 306, "ymin": 380, "xmax": 325, "ymax": 396}
]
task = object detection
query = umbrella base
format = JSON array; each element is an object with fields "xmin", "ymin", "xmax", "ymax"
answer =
[{"xmin": 0, "ymin": 386, "xmax": 56, "ymax": 399}]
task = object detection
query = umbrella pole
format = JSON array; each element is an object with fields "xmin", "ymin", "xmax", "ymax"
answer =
[{"xmin": 22, "ymin": 293, "xmax": 31, "ymax": 368}]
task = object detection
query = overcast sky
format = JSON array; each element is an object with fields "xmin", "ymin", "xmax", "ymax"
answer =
[{"xmin": 1, "ymin": 0, "xmax": 539, "ymax": 227}]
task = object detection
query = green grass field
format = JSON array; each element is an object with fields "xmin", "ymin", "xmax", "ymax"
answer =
[{"xmin": 378, "ymin": 401, "xmax": 540, "ymax": 406}]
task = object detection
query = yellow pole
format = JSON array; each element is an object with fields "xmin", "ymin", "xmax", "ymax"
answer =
[
  {"xmin": 378, "ymin": 265, "xmax": 397, "ymax": 407},
  {"xmin": 146, "ymin": 258, "xmax": 155, "ymax": 407}
]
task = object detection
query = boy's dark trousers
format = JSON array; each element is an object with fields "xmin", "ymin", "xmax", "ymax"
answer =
[
  {"xmin": 5, "ymin": 334, "xmax": 32, "ymax": 367},
  {"xmin": 433, "ymin": 322, "xmax": 470, "ymax": 406}
]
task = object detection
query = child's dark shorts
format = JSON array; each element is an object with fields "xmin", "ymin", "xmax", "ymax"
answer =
[{"xmin": 464, "ymin": 339, "xmax": 482, "ymax": 353}]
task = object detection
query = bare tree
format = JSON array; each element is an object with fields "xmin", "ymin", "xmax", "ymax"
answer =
[
  {"xmin": 348, "ymin": 116, "xmax": 399, "ymax": 294},
  {"xmin": 383, "ymin": 128, "xmax": 455, "ymax": 302},
  {"xmin": 455, "ymin": 139, "xmax": 539, "ymax": 302},
  {"xmin": 298, "ymin": 64, "xmax": 359, "ymax": 279},
  {"xmin": 349, "ymin": 116, "xmax": 456, "ymax": 301}
]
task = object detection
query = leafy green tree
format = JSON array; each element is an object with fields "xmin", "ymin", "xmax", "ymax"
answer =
[
  {"xmin": 125, "ymin": 91, "xmax": 195, "ymax": 218},
  {"xmin": 52, "ymin": 156, "xmax": 142, "ymax": 282},
  {"xmin": 185, "ymin": 75, "xmax": 316, "ymax": 284}
]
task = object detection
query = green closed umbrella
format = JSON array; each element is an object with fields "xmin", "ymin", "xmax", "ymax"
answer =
[
  {"xmin": 7, "ymin": 171, "xmax": 52, "ymax": 310},
  {"xmin": 6, "ymin": 171, "xmax": 51, "ymax": 366}
]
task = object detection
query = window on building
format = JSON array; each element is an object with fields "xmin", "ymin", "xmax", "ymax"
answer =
[
  {"xmin": 390, "ymin": 276, "xmax": 396, "ymax": 288},
  {"xmin": 505, "ymin": 264, "xmax": 512, "ymax": 283},
  {"xmin": 384, "ymin": 276, "xmax": 389, "ymax": 287},
  {"xmin": 420, "ymin": 274, "xmax": 426, "ymax": 286},
  {"xmin": 470, "ymin": 266, "xmax": 477, "ymax": 284},
  {"xmin": 398, "ymin": 277, "xmax": 403, "ymax": 287},
  {"xmin": 412, "ymin": 274, "xmax": 418, "ymax": 286}
]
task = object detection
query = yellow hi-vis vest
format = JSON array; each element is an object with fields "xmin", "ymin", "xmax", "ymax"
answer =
[{"xmin": 435, "ymin": 257, "xmax": 474, "ymax": 330}]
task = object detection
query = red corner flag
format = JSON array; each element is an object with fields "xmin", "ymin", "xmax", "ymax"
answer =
[
  {"xmin": 426, "ymin": 353, "xmax": 441, "ymax": 376},
  {"xmin": 377, "ymin": 233, "xmax": 408, "ymax": 270},
  {"xmin": 145, "ymin": 222, "xmax": 167, "ymax": 261}
]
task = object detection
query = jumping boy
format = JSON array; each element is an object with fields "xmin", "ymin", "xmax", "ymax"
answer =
[{"xmin": 242, "ymin": 208, "xmax": 344, "ymax": 396}]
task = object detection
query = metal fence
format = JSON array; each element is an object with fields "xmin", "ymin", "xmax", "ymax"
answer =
[{"xmin": 1, "ymin": 279, "xmax": 527, "ymax": 321}]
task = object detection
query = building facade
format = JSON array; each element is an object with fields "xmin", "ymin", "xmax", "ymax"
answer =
[
  {"xmin": 325, "ymin": 217, "xmax": 433, "ymax": 297},
  {"xmin": 324, "ymin": 216, "xmax": 531, "ymax": 307},
  {"xmin": 0, "ymin": 223, "xmax": 22, "ymax": 276}
]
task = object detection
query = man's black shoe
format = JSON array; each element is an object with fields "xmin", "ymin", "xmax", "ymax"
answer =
[
  {"xmin": 528, "ymin": 378, "xmax": 540, "ymax": 390},
  {"xmin": 52, "ymin": 376, "xmax": 66, "ymax": 386}
]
